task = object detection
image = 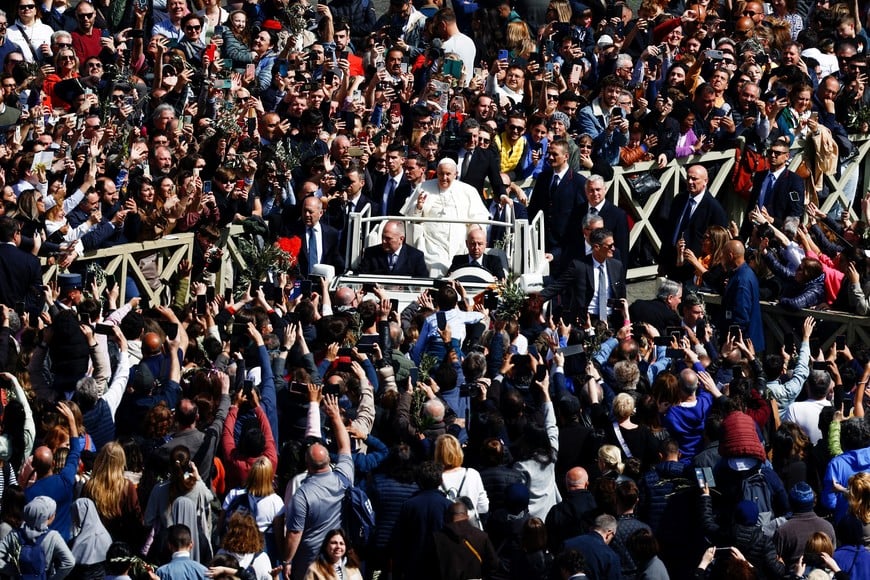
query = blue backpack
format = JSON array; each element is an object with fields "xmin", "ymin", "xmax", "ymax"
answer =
[
  {"xmin": 14, "ymin": 529, "xmax": 48, "ymax": 580},
  {"xmin": 336, "ymin": 472, "xmax": 375, "ymax": 549}
]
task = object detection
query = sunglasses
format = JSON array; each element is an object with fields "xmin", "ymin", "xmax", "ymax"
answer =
[
  {"xmin": 546, "ymin": 94, "xmax": 559, "ymax": 100},
  {"xmin": 508, "ymin": 125, "xmax": 525, "ymax": 132},
  {"xmin": 78, "ymin": 12, "xmax": 96, "ymax": 18},
  {"xmin": 186, "ymin": 25, "xmax": 202, "ymax": 31},
  {"xmin": 18, "ymin": 4, "xmax": 35, "ymax": 9}
]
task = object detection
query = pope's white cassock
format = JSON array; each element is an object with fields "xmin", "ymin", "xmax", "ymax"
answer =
[{"xmin": 400, "ymin": 158, "xmax": 490, "ymax": 277}]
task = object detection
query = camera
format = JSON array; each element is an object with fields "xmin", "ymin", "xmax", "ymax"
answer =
[{"xmin": 459, "ymin": 382, "xmax": 482, "ymax": 398}]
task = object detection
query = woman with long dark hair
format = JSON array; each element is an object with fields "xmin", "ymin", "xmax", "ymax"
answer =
[
  {"xmin": 144, "ymin": 445, "xmax": 213, "ymax": 563},
  {"xmin": 303, "ymin": 528, "xmax": 363, "ymax": 580}
]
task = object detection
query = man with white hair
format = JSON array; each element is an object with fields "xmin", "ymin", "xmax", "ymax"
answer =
[{"xmin": 401, "ymin": 157, "xmax": 489, "ymax": 276}]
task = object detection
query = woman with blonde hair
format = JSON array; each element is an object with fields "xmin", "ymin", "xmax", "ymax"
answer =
[
  {"xmin": 216, "ymin": 513, "xmax": 273, "ymax": 579},
  {"xmin": 598, "ymin": 444, "xmax": 627, "ymax": 481},
  {"xmin": 81, "ymin": 442, "xmax": 147, "ymax": 549},
  {"xmin": 220, "ymin": 456, "xmax": 284, "ymax": 560},
  {"xmin": 505, "ymin": 21, "xmax": 536, "ymax": 60},
  {"xmin": 545, "ymin": 0, "xmax": 572, "ymax": 23},
  {"xmin": 602, "ymin": 393, "xmax": 659, "ymax": 472},
  {"xmin": 434, "ymin": 434, "xmax": 489, "ymax": 528}
]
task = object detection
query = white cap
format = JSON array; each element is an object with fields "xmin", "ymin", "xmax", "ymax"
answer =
[{"xmin": 597, "ymin": 35, "xmax": 614, "ymax": 48}]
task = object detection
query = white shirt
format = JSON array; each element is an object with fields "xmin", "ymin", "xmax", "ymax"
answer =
[
  {"xmin": 589, "ymin": 257, "xmax": 610, "ymax": 316},
  {"xmin": 783, "ymin": 398, "xmax": 831, "ymax": 445},
  {"xmin": 6, "ymin": 19, "xmax": 53, "ymax": 63},
  {"xmin": 307, "ymin": 223, "xmax": 322, "ymax": 264},
  {"xmin": 442, "ymin": 31, "xmax": 476, "ymax": 87}
]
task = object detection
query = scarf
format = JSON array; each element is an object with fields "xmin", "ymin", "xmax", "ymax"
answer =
[{"xmin": 495, "ymin": 133, "xmax": 525, "ymax": 173}]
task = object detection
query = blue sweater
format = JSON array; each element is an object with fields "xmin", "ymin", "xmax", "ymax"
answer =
[
  {"xmin": 662, "ymin": 390, "xmax": 714, "ymax": 460},
  {"xmin": 25, "ymin": 436, "xmax": 84, "ymax": 541}
]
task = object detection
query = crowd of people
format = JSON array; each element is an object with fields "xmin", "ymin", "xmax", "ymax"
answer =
[{"xmin": 0, "ymin": 0, "xmax": 868, "ymax": 578}]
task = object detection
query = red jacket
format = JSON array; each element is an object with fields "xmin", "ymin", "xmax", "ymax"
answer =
[{"xmin": 220, "ymin": 405, "xmax": 278, "ymax": 491}]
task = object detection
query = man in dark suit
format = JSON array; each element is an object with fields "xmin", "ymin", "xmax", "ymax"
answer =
[
  {"xmin": 628, "ymin": 278, "xmax": 683, "ymax": 334},
  {"xmin": 0, "ymin": 217, "xmax": 42, "ymax": 309},
  {"xmin": 456, "ymin": 118, "xmax": 506, "ymax": 201},
  {"xmin": 541, "ymin": 228, "xmax": 626, "ymax": 323},
  {"xmin": 658, "ymin": 164, "xmax": 728, "ymax": 281},
  {"xmin": 371, "ymin": 143, "xmax": 413, "ymax": 217},
  {"xmin": 447, "ymin": 227, "xmax": 506, "ymax": 280},
  {"xmin": 357, "ymin": 220, "xmax": 429, "ymax": 277},
  {"xmin": 740, "ymin": 140, "xmax": 804, "ymax": 238},
  {"xmin": 576, "ymin": 174, "xmax": 629, "ymax": 261},
  {"xmin": 528, "ymin": 139, "xmax": 587, "ymax": 264},
  {"xmin": 295, "ymin": 196, "xmax": 345, "ymax": 277}
]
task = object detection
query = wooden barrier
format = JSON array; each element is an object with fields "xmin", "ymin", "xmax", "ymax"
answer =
[
  {"xmin": 41, "ymin": 233, "xmax": 195, "ymax": 307},
  {"xmin": 609, "ymin": 135, "xmax": 870, "ymax": 280}
]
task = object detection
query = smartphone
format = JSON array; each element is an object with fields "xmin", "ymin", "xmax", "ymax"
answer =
[
  {"xmin": 362, "ymin": 282, "xmax": 376, "ymax": 293},
  {"xmin": 288, "ymin": 381, "xmax": 308, "ymax": 398},
  {"xmin": 606, "ymin": 298, "xmax": 620, "ymax": 308},
  {"xmin": 728, "ymin": 324, "xmax": 742, "ymax": 337},
  {"xmin": 324, "ymin": 70, "xmax": 336, "ymax": 85},
  {"xmin": 299, "ymin": 280, "xmax": 312, "ymax": 299},
  {"xmin": 347, "ymin": 146, "xmax": 364, "ymax": 157},
  {"xmin": 243, "ymin": 379, "xmax": 254, "ymax": 397},
  {"xmin": 570, "ymin": 63, "xmax": 582, "ymax": 84},
  {"xmin": 409, "ymin": 367, "xmax": 419, "ymax": 386},
  {"xmin": 389, "ymin": 298, "xmax": 399, "ymax": 313},
  {"xmin": 245, "ymin": 63, "xmax": 255, "ymax": 78},
  {"xmin": 278, "ymin": 60, "xmax": 289, "ymax": 77},
  {"xmin": 206, "ymin": 286, "xmax": 216, "ymax": 303},
  {"xmin": 696, "ymin": 319, "xmax": 706, "ymax": 339},
  {"xmin": 224, "ymin": 287, "xmax": 233, "ymax": 302},
  {"xmin": 236, "ymin": 179, "xmax": 246, "ymax": 190},
  {"xmin": 160, "ymin": 321, "xmax": 178, "ymax": 340},
  {"xmin": 196, "ymin": 294, "xmax": 207, "ymax": 316},
  {"xmin": 776, "ymin": 86, "xmax": 788, "ymax": 99},
  {"xmin": 812, "ymin": 361, "xmax": 829, "ymax": 371},
  {"xmin": 222, "ymin": 58, "xmax": 233, "ymax": 69},
  {"xmin": 202, "ymin": 180, "xmax": 212, "ymax": 194},
  {"xmin": 436, "ymin": 310, "xmax": 447, "ymax": 331},
  {"xmin": 606, "ymin": 3, "xmax": 621, "ymax": 19},
  {"xmin": 810, "ymin": 111, "xmax": 819, "ymax": 121},
  {"xmin": 14, "ymin": 301, "xmax": 25, "ymax": 317},
  {"xmin": 705, "ymin": 49, "xmax": 724, "ymax": 60},
  {"xmin": 836, "ymin": 335, "xmax": 846, "ymax": 349},
  {"xmin": 102, "ymin": 29, "xmax": 112, "ymax": 39},
  {"xmin": 611, "ymin": 106, "xmax": 623, "ymax": 118},
  {"xmin": 498, "ymin": 49, "xmax": 509, "ymax": 61},
  {"xmin": 79, "ymin": 312, "xmax": 91, "ymax": 325},
  {"xmin": 94, "ymin": 323, "xmax": 114, "ymax": 335},
  {"xmin": 558, "ymin": 344, "xmax": 586, "ymax": 357},
  {"xmin": 665, "ymin": 348, "xmax": 684, "ymax": 358}
]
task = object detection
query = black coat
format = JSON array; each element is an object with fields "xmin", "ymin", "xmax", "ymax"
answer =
[
  {"xmin": 293, "ymin": 222, "xmax": 346, "ymax": 276},
  {"xmin": 658, "ymin": 191, "xmax": 728, "ymax": 280},
  {"xmin": 371, "ymin": 173, "xmax": 414, "ymax": 217},
  {"xmin": 576, "ymin": 200, "xmax": 630, "ymax": 264},
  {"xmin": 0, "ymin": 244, "xmax": 42, "ymax": 309},
  {"xmin": 447, "ymin": 253, "xmax": 506, "ymax": 280},
  {"xmin": 739, "ymin": 168, "xmax": 805, "ymax": 238},
  {"xmin": 628, "ymin": 298, "xmax": 682, "ymax": 335},
  {"xmin": 528, "ymin": 168, "xmax": 587, "ymax": 258},
  {"xmin": 457, "ymin": 147, "xmax": 506, "ymax": 200},
  {"xmin": 540, "ymin": 256, "xmax": 626, "ymax": 316},
  {"xmin": 357, "ymin": 243, "xmax": 429, "ymax": 277}
]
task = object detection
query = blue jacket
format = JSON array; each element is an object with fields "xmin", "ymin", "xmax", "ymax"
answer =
[
  {"xmin": 824, "ymin": 447, "xmax": 870, "ymax": 520},
  {"xmin": 25, "ymin": 436, "xmax": 84, "ymax": 541},
  {"xmin": 662, "ymin": 390, "xmax": 714, "ymax": 460},
  {"xmin": 722, "ymin": 262, "xmax": 765, "ymax": 352},
  {"xmin": 564, "ymin": 531, "xmax": 623, "ymax": 580}
]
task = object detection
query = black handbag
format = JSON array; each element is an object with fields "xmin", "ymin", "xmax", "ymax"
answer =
[{"xmin": 627, "ymin": 173, "xmax": 662, "ymax": 206}]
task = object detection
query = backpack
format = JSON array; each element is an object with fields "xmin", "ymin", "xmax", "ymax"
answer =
[
  {"xmin": 440, "ymin": 468, "xmax": 480, "ymax": 529},
  {"xmin": 14, "ymin": 529, "xmax": 48, "ymax": 580},
  {"xmin": 741, "ymin": 470, "xmax": 774, "ymax": 532},
  {"xmin": 223, "ymin": 492, "xmax": 260, "ymax": 532},
  {"xmin": 336, "ymin": 472, "xmax": 375, "ymax": 550}
]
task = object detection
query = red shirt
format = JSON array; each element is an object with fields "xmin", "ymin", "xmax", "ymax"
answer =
[{"xmin": 72, "ymin": 28, "xmax": 103, "ymax": 63}]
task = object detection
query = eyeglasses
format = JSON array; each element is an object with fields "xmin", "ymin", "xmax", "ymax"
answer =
[
  {"xmin": 86, "ymin": 123, "xmax": 101, "ymax": 129},
  {"xmin": 18, "ymin": 4, "xmax": 35, "ymax": 10},
  {"xmin": 768, "ymin": 149, "xmax": 789, "ymax": 156},
  {"xmin": 597, "ymin": 242, "xmax": 616, "ymax": 249},
  {"xmin": 87, "ymin": 62, "xmax": 102, "ymax": 68},
  {"xmin": 1, "ymin": 83, "xmax": 15, "ymax": 88},
  {"xmin": 77, "ymin": 12, "xmax": 96, "ymax": 18},
  {"xmin": 58, "ymin": 55, "xmax": 75, "ymax": 61},
  {"xmin": 55, "ymin": 42, "xmax": 72, "ymax": 48},
  {"xmin": 508, "ymin": 125, "xmax": 524, "ymax": 132},
  {"xmin": 546, "ymin": 93, "xmax": 559, "ymax": 100},
  {"xmin": 742, "ymin": 10, "xmax": 758, "ymax": 15},
  {"xmin": 186, "ymin": 24, "xmax": 202, "ymax": 31},
  {"xmin": 0, "ymin": 23, "xmax": 8, "ymax": 29}
]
